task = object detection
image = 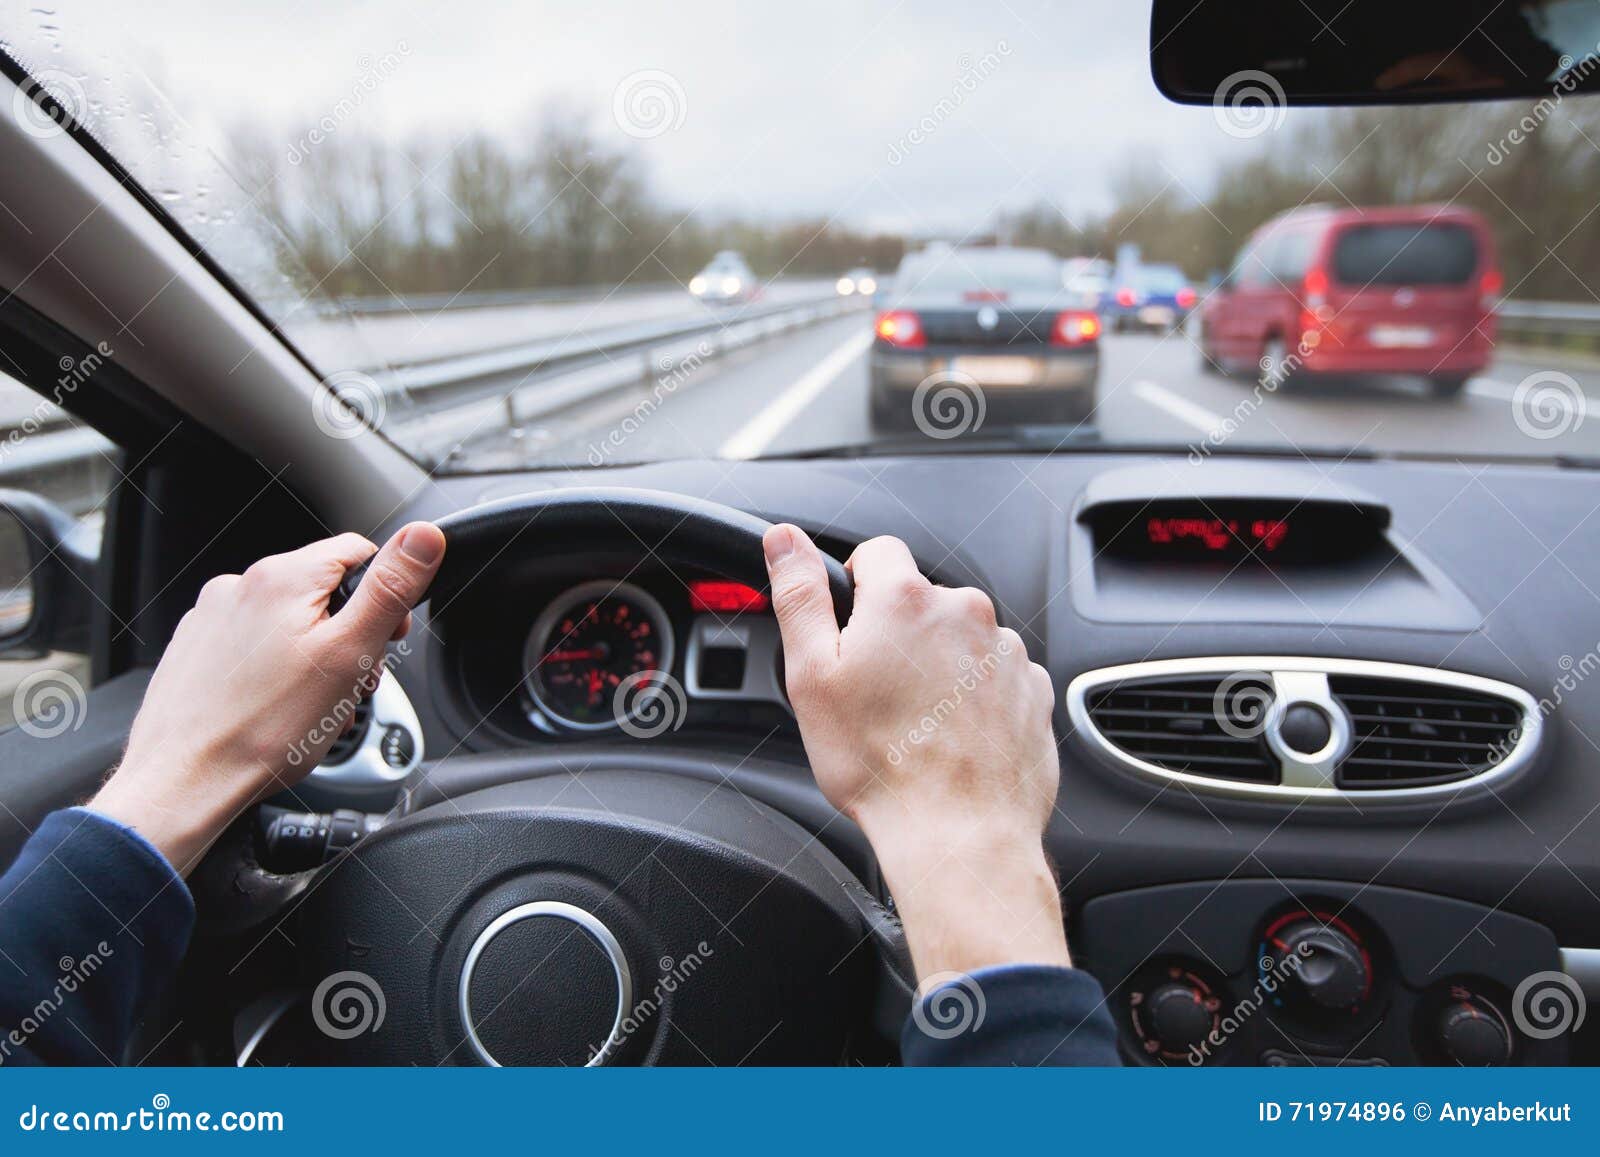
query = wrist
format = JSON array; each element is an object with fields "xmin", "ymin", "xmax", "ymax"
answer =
[
  {"xmin": 91, "ymin": 750, "xmax": 255, "ymax": 876},
  {"xmin": 860, "ymin": 811, "xmax": 1071, "ymax": 980}
]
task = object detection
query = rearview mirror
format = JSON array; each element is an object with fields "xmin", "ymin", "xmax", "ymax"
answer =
[
  {"xmin": 1152, "ymin": 0, "xmax": 1600, "ymax": 107},
  {"xmin": 0, "ymin": 489, "xmax": 95, "ymax": 659}
]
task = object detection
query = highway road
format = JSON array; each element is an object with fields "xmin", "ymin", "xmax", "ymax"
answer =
[{"xmin": 455, "ymin": 312, "xmax": 1600, "ymax": 468}]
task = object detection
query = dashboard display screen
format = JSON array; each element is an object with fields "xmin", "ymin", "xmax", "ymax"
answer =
[{"xmin": 1085, "ymin": 499, "xmax": 1388, "ymax": 565}]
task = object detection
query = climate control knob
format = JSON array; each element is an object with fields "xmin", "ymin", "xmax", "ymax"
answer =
[
  {"xmin": 1146, "ymin": 982, "xmax": 1216, "ymax": 1052},
  {"xmin": 1279, "ymin": 921, "xmax": 1370, "ymax": 1011},
  {"xmin": 1437, "ymin": 993, "xmax": 1514, "ymax": 1066}
]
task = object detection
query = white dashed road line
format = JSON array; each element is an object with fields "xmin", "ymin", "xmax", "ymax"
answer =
[
  {"xmin": 1131, "ymin": 379, "xmax": 1226, "ymax": 437},
  {"xmin": 719, "ymin": 329, "xmax": 874, "ymax": 459}
]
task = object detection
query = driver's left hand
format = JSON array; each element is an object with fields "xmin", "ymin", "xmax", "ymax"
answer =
[{"xmin": 90, "ymin": 522, "xmax": 446, "ymax": 875}]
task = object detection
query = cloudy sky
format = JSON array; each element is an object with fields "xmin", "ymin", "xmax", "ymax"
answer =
[{"xmin": 3, "ymin": 0, "xmax": 1323, "ymax": 233}]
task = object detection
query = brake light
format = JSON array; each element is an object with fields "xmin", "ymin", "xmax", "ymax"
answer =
[
  {"xmin": 1052, "ymin": 310, "xmax": 1101, "ymax": 346},
  {"xmin": 688, "ymin": 580, "xmax": 770, "ymax": 614},
  {"xmin": 1303, "ymin": 267, "xmax": 1329, "ymax": 307},
  {"xmin": 1175, "ymin": 286, "xmax": 1197, "ymax": 309},
  {"xmin": 1480, "ymin": 269, "xmax": 1503, "ymax": 310},
  {"xmin": 1115, "ymin": 287, "xmax": 1136, "ymax": 308},
  {"xmin": 962, "ymin": 289, "xmax": 1009, "ymax": 303},
  {"xmin": 874, "ymin": 310, "xmax": 924, "ymax": 348}
]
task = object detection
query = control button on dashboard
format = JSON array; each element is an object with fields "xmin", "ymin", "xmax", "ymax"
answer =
[{"xmin": 1277, "ymin": 702, "xmax": 1333, "ymax": 756}]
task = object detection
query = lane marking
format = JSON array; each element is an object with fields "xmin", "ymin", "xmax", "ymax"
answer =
[
  {"xmin": 718, "ymin": 329, "xmax": 874, "ymax": 459},
  {"xmin": 1131, "ymin": 379, "xmax": 1226, "ymax": 436}
]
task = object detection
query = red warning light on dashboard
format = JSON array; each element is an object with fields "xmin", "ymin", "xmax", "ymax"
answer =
[
  {"xmin": 1146, "ymin": 516, "xmax": 1290, "ymax": 552},
  {"xmin": 688, "ymin": 580, "xmax": 771, "ymax": 613}
]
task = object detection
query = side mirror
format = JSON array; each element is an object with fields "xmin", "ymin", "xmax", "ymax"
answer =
[{"xmin": 0, "ymin": 489, "xmax": 96, "ymax": 659}]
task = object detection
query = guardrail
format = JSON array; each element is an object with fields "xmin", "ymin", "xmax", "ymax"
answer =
[{"xmin": 1496, "ymin": 299, "xmax": 1600, "ymax": 349}]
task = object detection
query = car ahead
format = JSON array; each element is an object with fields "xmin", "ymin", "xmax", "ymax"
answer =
[
  {"xmin": 1062, "ymin": 257, "xmax": 1113, "ymax": 308},
  {"xmin": 835, "ymin": 267, "xmax": 879, "ymax": 296},
  {"xmin": 1104, "ymin": 262, "xmax": 1196, "ymax": 333},
  {"xmin": 1198, "ymin": 204, "xmax": 1501, "ymax": 395},
  {"xmin": 869, "ymin": 247, "xmax": 1101, "ymax": 429},
  {"xmin": 688, "ymin": 250, "xmax": 757, "ymax": 304}
]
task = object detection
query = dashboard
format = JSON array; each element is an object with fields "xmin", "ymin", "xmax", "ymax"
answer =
[{"xmin": 299, "ymin": 450, "xmax": 1600, "ymax": 1066}]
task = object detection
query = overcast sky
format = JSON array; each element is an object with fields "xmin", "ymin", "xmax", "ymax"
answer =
[{"xmin": 3, "ymin": 0, "xmax": 1326, "ymax": 234}]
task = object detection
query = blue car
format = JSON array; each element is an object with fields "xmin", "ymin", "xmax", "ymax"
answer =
[{"xmin": 1104, "ymin": 263, "xmax": 1198, "ymax": 333}]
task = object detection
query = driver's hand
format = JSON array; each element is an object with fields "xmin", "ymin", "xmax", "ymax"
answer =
[
  {"xmin": 763, "ymin": 523, "xmax": 1070, "ymax": 981},
  {"xmin": 91, "ymin": 522, "xmax": 446, "ymax": 875}
]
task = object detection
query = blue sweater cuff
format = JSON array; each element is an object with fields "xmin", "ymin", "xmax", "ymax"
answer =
[{"xmin": 901, "ymin": 963, "xmax": 1122, "ymax": 1066}]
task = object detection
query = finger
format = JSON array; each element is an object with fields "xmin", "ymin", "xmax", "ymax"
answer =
[
  {"xmin": 764, "ymin": 524, "xmax": 841, "ymax": 681},
  {"xmin": 846, "ymin": 535, "xmax": 929, "ymax": 609},
  {"xmin": 331, "ymin": 522, "xmax": 446, "ymax": 646},
  {"xmin": 242, "ymin": 532, "xmax": 377, "ymax": 599}
]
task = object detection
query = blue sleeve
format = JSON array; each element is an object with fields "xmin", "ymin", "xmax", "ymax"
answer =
[
  {"xmin": 901, "ymin": 964, "xmax": 1122, "ymax": 1066},
  {"xmin": 0, "ymin": 807, "xmax": 195, "ymax": 1066}
]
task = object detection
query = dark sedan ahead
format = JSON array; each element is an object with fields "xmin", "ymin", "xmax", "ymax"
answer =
[{"xmin": 869, "ymin": 246, "xmax": 1101, "ymax": 431}]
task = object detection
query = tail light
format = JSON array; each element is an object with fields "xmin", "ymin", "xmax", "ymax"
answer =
[
  {"xmin": 874, "ymin": 310, "xmax": 925, "ymax": 349},
  {"xmin": 1480, "ymin": 269, "xmax": 1503, "ymax": 311},
  {"xmin": 1303, "ymin": 266, "xmax": 1329, "ymax": 308},
  {"xmin": 1052, "ymin": 310, "xmax": 1101, "ymax": 346},
  {"xmin": 1176, "ymin": 286, "xmax": 1197, "ymax": 309},
  {"xmin": 1115, "ymin": 287, "xmax": 1137, "ymax": 308}
]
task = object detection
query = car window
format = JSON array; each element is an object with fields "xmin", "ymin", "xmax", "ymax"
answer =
[
  {"xmin": 1266, "ymin": 229, "xmax": 1316, "ymax": 282},
  {"xmin": 1330, "ymin": 223, "xmax": 1479, "ymax": 286},
  {"xmin": 0, "ymin": 366, "xmax": 119, "ymax": 733}
]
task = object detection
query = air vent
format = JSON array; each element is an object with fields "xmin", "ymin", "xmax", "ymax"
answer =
[
  {"xmin": 1329, "ymin": 675, "xmax": 1523, "ymax": 788},
  {"xmin": 1067, "ymin": 657, "xmax": 1541, "ymax": 803},
  {"xmin": 322, "ymin": 698, "xmax": 374, "ymax": 766},
  {"xmin": 1083, "ymin": 675, "xmax": 1277, "ymax": 784}
]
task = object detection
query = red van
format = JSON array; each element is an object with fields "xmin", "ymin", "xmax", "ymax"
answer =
[{"xmin": 1198, "ymin": 205, "xmax": 1501, "ymax": 396}]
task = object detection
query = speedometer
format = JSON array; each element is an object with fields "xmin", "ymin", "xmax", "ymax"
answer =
[{"xmin": 523, "ymin": 580, "xmax": 676, "ymax": 731}]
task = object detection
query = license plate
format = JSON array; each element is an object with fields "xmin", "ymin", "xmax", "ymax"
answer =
[
  {"xmin": 950, "ymin": 356, "xmax": 1039, "ymax": 386},
  {"xmin": 1369, "ymin": 324, "xmax": 1435, "ymax": 348},
  {"xmin": 1139, "ymin": 306, "xmax": 1175, "ymax": 326}
]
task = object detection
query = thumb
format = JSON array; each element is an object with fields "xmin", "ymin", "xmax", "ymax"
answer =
[
  {"xmin": 764, "ymin": 524, "xmax": 841, "ymax": 685},
  {"xmin": 333, "ymin": 521, "xmax": 446, "ymax": 647}
]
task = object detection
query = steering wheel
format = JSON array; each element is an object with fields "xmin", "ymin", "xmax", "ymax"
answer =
[{"xmin": 217, "ymin": 488, "xmax": 910, "ymax": 1065}]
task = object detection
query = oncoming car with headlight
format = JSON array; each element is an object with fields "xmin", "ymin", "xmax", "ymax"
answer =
[{"xmin": 688, "ymin": 251, "xmax": 756, "ymax": 304}]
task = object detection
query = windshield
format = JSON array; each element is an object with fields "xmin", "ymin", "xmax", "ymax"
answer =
[{"xmin": 5, "ymin": 1, "xmax": 1598, "ymax": 466}]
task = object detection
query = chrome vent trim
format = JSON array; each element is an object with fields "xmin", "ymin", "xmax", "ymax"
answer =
[{"xmin": 1065, "ymin": 657, "xmax": 1541, "ymax": 803}]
